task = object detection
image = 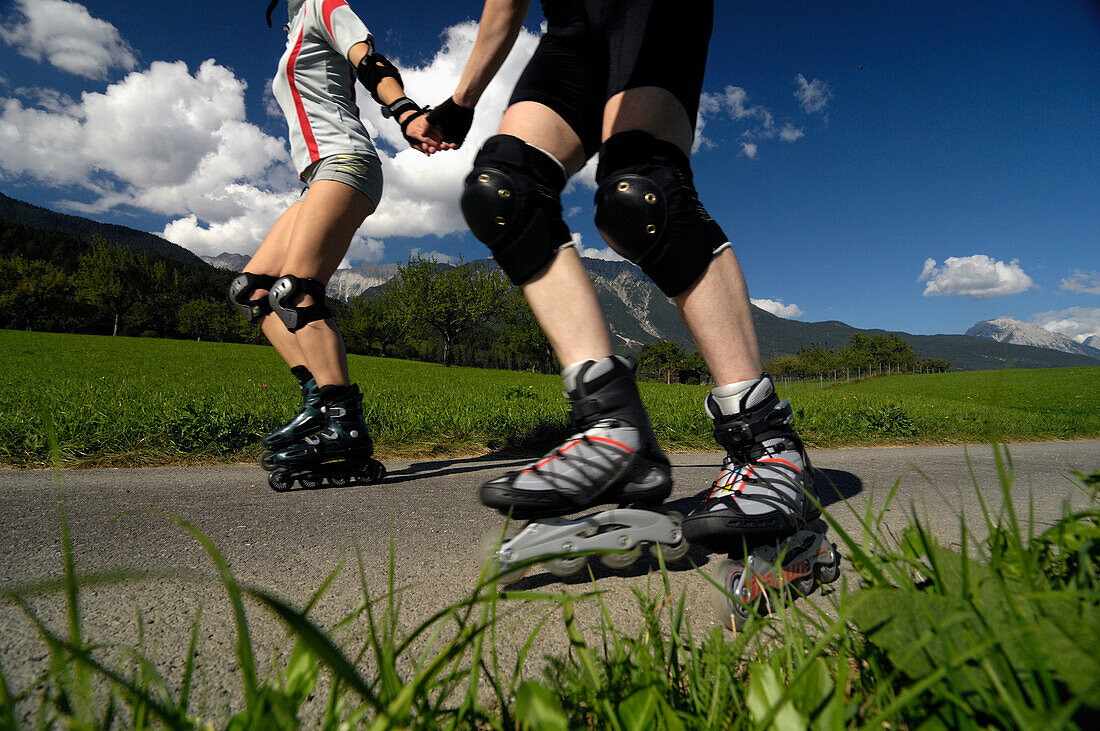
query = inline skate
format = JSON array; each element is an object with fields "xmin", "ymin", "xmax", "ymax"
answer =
[
  {"xmin": 681, "ymin": 375, "xmax": 840, "ymax": 630},
  {"xmin": 259, "ymin": 367, "xmax": 324, "ymax": 470},
  {"xmin": 266, "ymin": 384, "xmax": 385, "ymax": 491},
  {"xmin": 480, "ymin": 357, "xmax": 689, "ymax": 583}
]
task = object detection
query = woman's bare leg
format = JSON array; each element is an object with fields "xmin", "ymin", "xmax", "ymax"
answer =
[
  {"xmin": 242, "ymin": 201, "xmax": 308, "ymax": 369},
  {"xmin": 280, "ymin": 179, "xmax": 375, "ymax": 387}
]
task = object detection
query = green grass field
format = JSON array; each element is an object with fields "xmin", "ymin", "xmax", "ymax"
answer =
[{"xmin": 2, "ymin": 329, "xmax": 1098, "ymax": 467}]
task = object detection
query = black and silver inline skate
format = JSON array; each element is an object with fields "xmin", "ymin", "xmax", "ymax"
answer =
[
  {"xmin": 681, "ymin": 375, "xmax": 840, "ymax": 630},
  {"xmin": 480, "ymin": 357, "xmax": 689, "ymax": 583},
  {"xmin": 259, "ymin": 368, "xmax": 324, "ymax": 471},
  {"xmin": 266, "ymin": 384, "xmax": 386, "ymax": 492}
]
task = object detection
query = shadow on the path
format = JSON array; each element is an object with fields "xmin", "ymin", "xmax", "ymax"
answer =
[{"xmin": 382, "ymin": 455, "xmax": 531, "ymax": 485}]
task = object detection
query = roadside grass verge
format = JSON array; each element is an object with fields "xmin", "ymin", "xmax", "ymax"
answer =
[
  {"xmin": 1, "ymin": 451, "xmax": 1097, "ymax": 728},
  {"xmin": 1, "ymin": 329, "xmax": 1098, "ymax": 468}
]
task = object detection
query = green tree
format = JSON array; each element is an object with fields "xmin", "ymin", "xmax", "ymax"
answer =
[
  {"xmin": 338, "ymin": 294, "xmax": 405, "ymax": 356},
  {"xmin": 841, "ymin": 333, "xmax": 917, "ymax": 372},
  {"xmin": 388, "ymin": 256, "xmax": 512, "ymax": 366},
  {"xmin": 177, "ymin": 299, "xmax": 233, "ymax": 341},
  {"xmin": 499, "ymin": 292, "xmax": 555, "ymax": 373},
  {"xmin": 639, "ymin": 340, "xmax": 686, "ymax": 384},
  {"xmin": 0, "ymin": 256, "xmax": 79, "ymax": 331},
  {"xmin": 75, "ymin": 238, "xmax": 141, "ymax": 336}
]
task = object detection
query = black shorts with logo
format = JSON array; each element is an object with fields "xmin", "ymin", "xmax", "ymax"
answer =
[{"xmin": 510, "ymin": 0, "xmax": 714, "ymax": 159}]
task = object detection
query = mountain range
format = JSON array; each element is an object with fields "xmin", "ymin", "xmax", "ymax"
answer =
[
  {"xmin": 2, "ymin": 191, "xmax": 1095, "ymax": 371},
  {"xmin": 966, "ymin": 317, "xmax": 1100, "ymax": 360},
  {"xmin": 201, "ymin": 253, "xmax": 1099, "ymax": 370}
]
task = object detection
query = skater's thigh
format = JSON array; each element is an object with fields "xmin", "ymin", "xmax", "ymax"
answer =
[
  {"xmin": 245, "ymin": 201, "xmax": 302, "ymax": 277},
  {"xmin": 602, "ymin": 86, "xmax": 694, "ymax": 156},
  {"xmin": 498, "ymin": 102, "xmax": 587, "ymax": 176},
  {"xmin": 281, "ymin": 179, "xmax": 375, "ymax": 283}
]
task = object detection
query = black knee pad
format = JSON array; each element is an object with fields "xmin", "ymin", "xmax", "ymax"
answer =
[
  {"xmin": 594, "ymin": 131, "xmax": 729, "ymax": 297},
  {"xmin": 267, "ymin": 275, "xmax": 331, "ymax": 333},
  {"xmin": 460, "ymin": 134, "xmax": 573, "ymax": 286},
  {"xmin": 228, "ymin": 272, "xmax": 277, "ymax": 322}
]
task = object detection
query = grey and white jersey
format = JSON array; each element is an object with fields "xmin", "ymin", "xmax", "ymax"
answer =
[{"xmin": 272, "ymin": 0, "xmax": 379, "ymax": 177}]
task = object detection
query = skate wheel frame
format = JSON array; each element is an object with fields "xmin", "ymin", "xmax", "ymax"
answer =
[
  {"xmin": 264, "ymin": 458, "xmax": 386, "ymax": 492},
  {"xmin": 480, "ymin": 508, "xmax": 688, "ymax": 584},
  {"xmin": 707, "ymin": 530, "xmax": 839, "ymax": 631}
]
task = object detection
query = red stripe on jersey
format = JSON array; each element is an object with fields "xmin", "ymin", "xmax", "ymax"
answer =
[
  {"xmin": 321, "ymin": 0, "xmax": 349, "ymax": 39},
  {"xmin": 286, "ymin": 23, "xmax": 319, "ymax": 163}
]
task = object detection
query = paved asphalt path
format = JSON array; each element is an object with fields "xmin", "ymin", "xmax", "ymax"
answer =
[{"xmin": 2, "ymin": 442, "xmax": 1098, "ymax": 718}]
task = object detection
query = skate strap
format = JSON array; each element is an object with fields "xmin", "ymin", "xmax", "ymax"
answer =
[
  {"xmin": 712, "ymin": 395, "xmax": 794, "ymax": 458},
  {"xmin": 569, "ymin": 374, "xmax": 647, "ymax": 430}
]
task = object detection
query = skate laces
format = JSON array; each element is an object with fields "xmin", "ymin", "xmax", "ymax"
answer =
[
  {"xmin": 518, "ymin": 419, "xmax": 637, "ymax": 500},
  {"xmin": 707, "ymin": 447, "xmax": 808, "ymax": 516}
]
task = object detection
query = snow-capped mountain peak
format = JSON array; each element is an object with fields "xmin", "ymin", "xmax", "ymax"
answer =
[{"xmin": 966, "ymin": 318, "xmax": 1100, "ymax": 360}]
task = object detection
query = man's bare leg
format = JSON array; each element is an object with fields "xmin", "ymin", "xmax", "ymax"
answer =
[
  {"xmin": 603, "ymin": 87, "xmax": 762, "ymax": 385},
  {"xmin": 498, "ymin": 101, "xmax": 612, "ymax": 366},
  {"xmin": 601, "ymin": 86, "xmax": 816, "ymax": 550},
  {"xmin": 476, "ymin": 101, "xmax": 672, "ymax": 520}
]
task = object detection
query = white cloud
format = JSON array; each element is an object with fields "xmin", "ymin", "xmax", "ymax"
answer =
[
  {"xmin": 1030, "ymin": 307, "xmax": 1100, "ymax": 343},
  {"xmin": 919, "ymin": 255, "xmax": 1036, "ymax": 298},
  {"xmin": 0, "ymin": 0, "xmax": 137, "ymax": 79},
  {"xmin": 699, "ymin": 85, "xmax": 774, "ymax": 134},
  {"xmin": 0, "ymin": 20, "xmax": 545, "ymax": 259},
  {"xmin": 794, "ymin": 74, "xmax": 833, "ymax": 114},
  {"xmin": 751, "ymin": 298, "xmax": 804, "ymax": 319},
  {"xmin": 570, "ymin": 232, "xmax": 624, "ymax": 262},
  {"xmin": 778, "ymin": 122, "xmax": 804, "ymax": 142},
  {"xmin": 0, "ymin": 58, "xmax": 297, "ymax": 257},
  {"xmin": 353, "ymin": 21, "xmax": 542, "ymax": 241},
  {"xmin": 1060, "ymin": 269, "xmax": 1100, "ymax": 295},
  {"xmin": 697, "ymin": 84, "xmax": 816, "ymax": 154}
]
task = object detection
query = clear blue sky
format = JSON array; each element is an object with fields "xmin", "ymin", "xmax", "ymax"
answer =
[{"xmin": 1, "ymin": 0, "xmax": 1097, "ymax": 340}]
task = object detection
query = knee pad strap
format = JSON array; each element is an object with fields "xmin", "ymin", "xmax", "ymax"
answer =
[
  {"xmin": 229, "ymin": 272, "xmax": 277, "ymax": 322},
  {"xmin": 268, "ymin": 275, "xmax": 330, "ymax": 332},
  {"xmin": 594, "ymin": 131, "xmax": 728, "ymax": 297},
  {"xmin": 461, "ymin": 134, "xmax": 573, "ymax": 286}
]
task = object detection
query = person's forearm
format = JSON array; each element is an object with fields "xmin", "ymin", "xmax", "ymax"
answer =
[{"xmin": 453, "ymin": 0, "xmax": 531, "ymax": 107}]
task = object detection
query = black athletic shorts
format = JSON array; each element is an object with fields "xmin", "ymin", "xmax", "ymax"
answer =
[{"xmin": 510, "ymin": 0, "xmax": 714, "ymax": 159}]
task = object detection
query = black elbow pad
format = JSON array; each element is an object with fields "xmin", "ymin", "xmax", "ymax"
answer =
[{"xmin": 356, "ymin": 52, "xmax": 402, "ymax": 104}]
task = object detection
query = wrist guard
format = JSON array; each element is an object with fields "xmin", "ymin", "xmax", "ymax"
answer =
[{"xmin": 382, "ymin": 96, "xmax": 422, "ymax": 119}]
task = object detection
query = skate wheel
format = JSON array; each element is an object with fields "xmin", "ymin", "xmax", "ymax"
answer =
[
  {"xmin": 268, "ymin": 470, "xmax": 293, "ymax": 492},
  {"xmin": 259, "ymin": 450, "xmax": 277, "ymax": 471},
  {"xmin": 329, "ymin": 473, "xmax": 351, "ymax": 487},
  {"xmin": 600, "ymin": 545, "xmax": 641, "ymax": 570},
  {"xmin": 650, "ymin": 538, "xmax": 690, "ymax": 563},
  {"xmin": 479, "ymin": 524, "xmax": 527, "ymax": 585},
  {"xmin": 649, "ymin": 511, "xmax": 690, "ymax": 562},
  {"xmin": 815, "ymin": 546, "xmax": 841, "ymax": 585},
  {"xmin": 545, "ymin": 555, "xmax": 587, "ymax": 578},
  {"xmin": 363, "ymin": 461, "xmax": 386, "ymax": 484},
  {"xmin": 708, "ymin": 559, "xmax": 757, "ymax": 631},
  {"xmin": 300, "ymin": 476, "xmax": 323, "ymax": 489},
  {"xmin": 788, "ymin": 573, "xmax": 816, "ymax": 597}
]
